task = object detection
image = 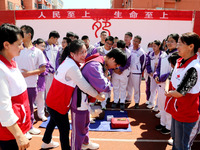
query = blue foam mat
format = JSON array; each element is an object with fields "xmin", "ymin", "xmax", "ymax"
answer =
[{"xmin": 39, "ymin": 110, "xmax": 131, "ymax": 132}]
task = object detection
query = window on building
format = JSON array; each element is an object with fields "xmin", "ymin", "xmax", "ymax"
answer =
[
  {"xmin": 38, "ymin": 4, "xmax": 42, "ymax": 9},
  {"xmin": 8, "ymin": 1, "xmax": 13, "ymax": 10},
  {"xmin": 34, "ymin": 3, "xmax": 37, "ymax": 8},
  {"xmin": 15, "ymin": 5, "xmax": 20, "ymax": 10}
]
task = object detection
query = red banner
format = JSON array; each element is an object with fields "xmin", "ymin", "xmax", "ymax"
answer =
[
  {"xmin": 0, "ymin": 11, "xmax": 15, "ymax": 25},
  {"xmin": 15, "ymin": 9, "xmax": 193, "ymax": 21},
  {"xmin": 193, "ymin": 11, "xmax": 200, "ymax": 36}
]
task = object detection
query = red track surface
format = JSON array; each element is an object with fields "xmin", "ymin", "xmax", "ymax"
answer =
[{"xmin": 29, "ymin": 81, "xmax": 200, "ymax": 150}]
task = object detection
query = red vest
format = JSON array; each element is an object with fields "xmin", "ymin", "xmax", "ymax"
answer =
[{"xmin": 0, "ymin": 55, "xmax": 31, "ymax": 141}]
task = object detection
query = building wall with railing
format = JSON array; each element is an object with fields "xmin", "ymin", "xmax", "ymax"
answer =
[{"xmin": 112, "ymin": 0, "xmax": 200, "ymax": 10}]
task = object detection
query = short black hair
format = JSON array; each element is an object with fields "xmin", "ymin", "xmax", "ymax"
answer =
[
  {"xmin": 34, "ymin": 38, "xmax": 45, "ymax": 45},
  {"xmin": 106, "ymin": 48, "xmax": 127, "ymax": 67},
  {"xmin": 134, "ymin": 35, "xmax": 142, "ymax": 42},
  {"xmin": 74, "ymin": 34, "xmax": 79, "ymax": 40},
  {"xmin": 63, "ymin": 37, "xmax": 71, "ymax": 45},
  {"xmin": 0, "ymin": 23, "xmax": 23, "ymax": 51},
  {"xmin": 66, "ymin": 31, "xmax": 75, "ymax": 38},
  {"xmin": 100, "ymin": 31, "xmax": 107, "ymax": 35},
  {"xmin": 167, "ymin": 33, "xmax": 179, "ymax": 43},
  {"xmin": 117, "ymin": 40, "xmax": 126, "ymax": 49},
  {"xmin": 114, "ymin": 36, "xmax": 119, "ymax": 40},
  {"xmin": 125, "ymin": 32, "xmax": 133, "ymax": 37},
  {"xmin": 49, "ymin": 31, "xmax": 60, "ymax": 39},
  {"xmin": 105, "ymin": 36, "xmax": 114, "ymax": 43},
  {"xmin": 153, "ymin": 40, "xmax": 162, "ymax": 50},
  {"xmin": 20, "ymin": 25, "xmax": 34, "ymax": 40},
  {"xmin": 180, "ymin": 32, "xmax": 200, "ymax": 53},
  {"xmin": 168, "ymin": 52, "xmax": 181, "ymax": 66},
  {"xmin": 147, "ymin": 42, "xmax": 153, "ymax": 47},
  {"xmin": 81, "ymin": 35, "xmax": 89, "ymax": 40}
]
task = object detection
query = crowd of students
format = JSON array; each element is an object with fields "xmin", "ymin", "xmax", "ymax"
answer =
[{"xmin": 0, "ymin": 23, "xmax": 200, "ymax": 150}]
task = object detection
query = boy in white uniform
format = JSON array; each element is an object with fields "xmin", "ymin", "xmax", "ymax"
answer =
[
  {"xmin": 44, "ymin": 31, "xmax": 60, "ymax": 96},
  {"xmin": 111, "ymin": 40, "xmax": 131, "ymax": 110},
  {"xmin": 15, "ymin": 25, "xmax": 46, "ymax": 135},
  {"xmin": 94, "ymin": 31, "xmax": 107, "ymax": 48},
  {"xmin": 126, "ymin": 35, "xmax": 146, "ymax": 109},
  {"xmin": 124, "ymin": 32, "xmax": 133, "ymax": 49}
]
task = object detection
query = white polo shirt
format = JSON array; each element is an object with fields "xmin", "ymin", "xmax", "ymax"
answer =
[{"xmin": 15, "ymin": 46, "xmax": 46, "ymax": 88}]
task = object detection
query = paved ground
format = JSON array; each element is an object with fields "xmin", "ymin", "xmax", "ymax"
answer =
[{"xmin": 29, "ymin": 81, "xmax": 200, "ymax": 150}]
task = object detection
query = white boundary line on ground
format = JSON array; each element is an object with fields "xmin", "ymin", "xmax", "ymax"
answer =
[{"xmin": 32, "ymin": 135, "xmax": 200, "ymax": 143}]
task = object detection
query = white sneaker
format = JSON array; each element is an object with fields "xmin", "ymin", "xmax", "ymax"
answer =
[
  {"xmin": 29, "ymin": 127, "xmax": 41, "ymax": 135},
  {"xmin": 145, "ymin": 101, "xmax": 149, "ymax": 105},
  {"xmin": 147, "ymin": 104, "xmax": 153, "ymax": 109},
  {"xmin": 81, "ymin": 141, "xmax": 99, "ymax": 150},
  {"xmin": 152, "ymin": 106, "xmax": 159, "ymax": 112},
  {"xmin": 39, "ymin": 116, "xmax": 48, "ymax": 122},
  {"xmin": 25, "ymin": 132, "xmax": 32, "ymax": 140},
  {"xmin": 168, "ymin": 139, "xmax": 173, "ymax": 145},
  {"xmin": 155, "ymin": 112, "xmax": 161, "ymax": 118},
  {"xmin": 41, "ymin": 140, "xmax": 59, "ymax": 149}
]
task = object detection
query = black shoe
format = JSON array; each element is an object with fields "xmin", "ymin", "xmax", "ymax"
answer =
[
  {"xmin": 134, "ymin": 103, "xmax": 139, "ymax": 109},
  {"xmin": 155, "ymin": 124, "xmax": 165, "ymax": 131},
  {"xmin": 125, "ymin": 99, "xmax": 131, "ymax": 103},
  {"xmin": 120, "ymin": 103, "xmax": 125, "ymax": 110},
  {"xmin": 161, "ymin": 127, "xmax": 171, "ymax": 134},
  {"xmin": 106, "ymin": 98, "xmax": 110, "ymax": 103},
  {"xmin": 111, "ymin": 103, "xmax": 117, "ymax": 109}
]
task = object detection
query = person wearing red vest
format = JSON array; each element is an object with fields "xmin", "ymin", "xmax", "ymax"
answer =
[
  {"xmin": 165, "ymin": 32, "xmax": 200, "ymax": 150},
  {"xmin": 70, "ymin": 49, "xmax": 127, "ymax": 150},
  {"xmin": 0, "ymin": 24, "xmax": 31, "ymax": 150},
  {"xmin": 41, "ymin": 40, "xmax": 104, "ymax": 150}
]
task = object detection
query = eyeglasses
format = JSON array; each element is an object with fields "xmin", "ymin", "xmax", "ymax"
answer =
[{"xmin": 105, "ymin": 41, "xmax": 113, "ymax": 46}]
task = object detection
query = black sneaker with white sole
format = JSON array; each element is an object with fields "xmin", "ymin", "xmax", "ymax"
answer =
[
  {"xmin": 155, "ymin": 124, "xmax": 165, "ymax": 131},
  {"xmin": 161, "ymin": 127, "xmax": 171, "ymax": 134}
]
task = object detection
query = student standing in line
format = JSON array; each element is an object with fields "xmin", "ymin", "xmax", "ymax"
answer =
[
  {"xmin": 81, "ymin": 35, "xmax": 95, "ymax": 56},
  {"xmin": 124, "ymin": 32, "xmax": 133, "ymax": 49},
  {"xmin": 34, "ymin": 38, "xmax": 50, "ymax": 122},
  {"xmin": 94, "ymin": 31, "xmax": 107, "ymax": 48},
  {"xmin": 149, "ymin": 40, "xmax": 171, "ymax": 135},
  {"xmin": 41, "ymin": 40, "xmax": 104, "ymax": 150},
  {"xmin": 0, "ymin": 23, "xmax": 31, "ymax": 150},
  {"xmin": 15, "ymin": 25, "xmax": 46, "ymax": 136},
  {"xmin": 146, "ymin": 40, "xmax": 165, "ymax": 110},
  {"xmin": 44, "ymin": 31, "xmax": 60, "ymax": 97},
  {"xmin": 165, "ymin": 32, "xmax": 200, "ymax": 150},
  {"xmin": 144, "ymin": 42, "xmax": 153, "ymax": 105},
  {"xmin": 111, "ymin": 40, "xmax": 131, "ymax": 110},
  {"xmin": 59, "ymin": 37, "xmax": 71, "ymax": 56},
  {"xmin": 126, "ymin": 35, "xmax": 146, "ymax": 109}
]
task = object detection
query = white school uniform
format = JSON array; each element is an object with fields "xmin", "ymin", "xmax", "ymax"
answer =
[
  {"xmin": 147, "ymin": 51, "xmax": 161, "ymax": 107},
  {"xmin": 156, "ymin": 53, "xmax": 172, "ymax": 130},
  {"xmin": 126, "ymin": 47, "xmax": 146, "ymax": 103},
  {"xmin": 112, "ymin": 48, "xmax": 131, "ymax": 104},
  {"xmin": 44, "ymin": 43, "xmax": 60, "ymax": 96},
  {"xmin": 14, "ymin": 46, "xmax": 46, "ymax": 88}
]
